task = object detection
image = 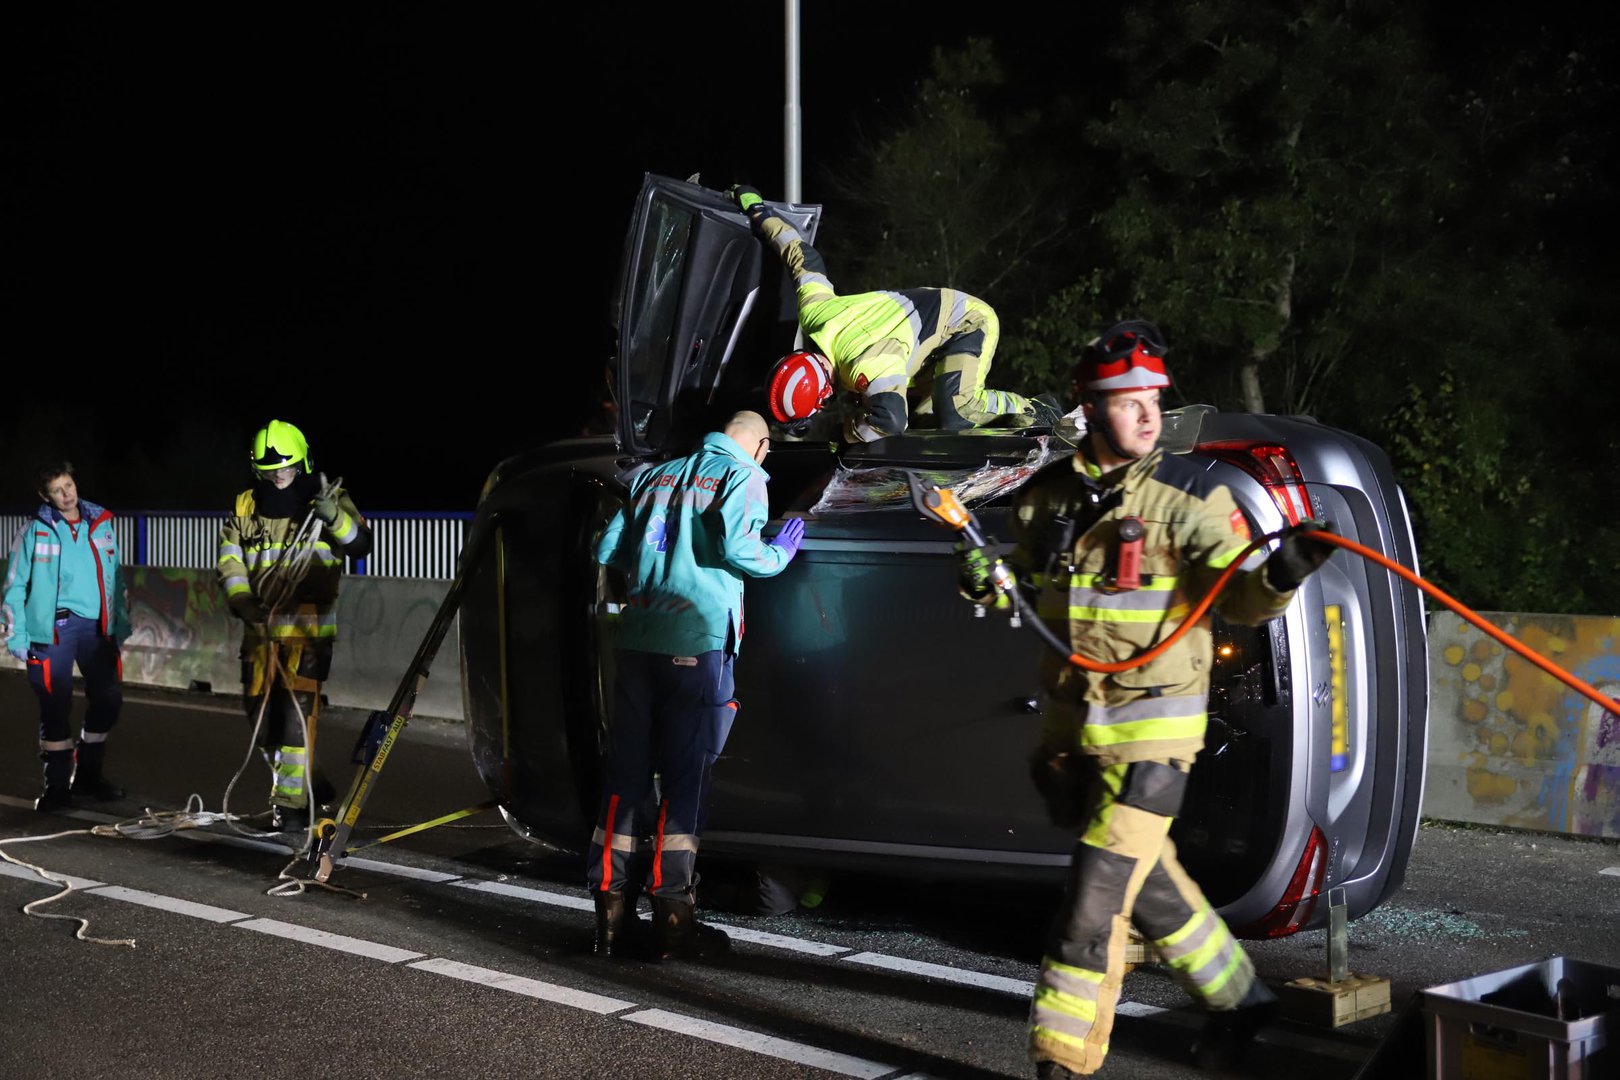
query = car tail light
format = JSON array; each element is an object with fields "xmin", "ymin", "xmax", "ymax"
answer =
[
  {"xmin": 1198, "ymin": 441, "xmax": 1311, "ymax": 526},
  {"xmin": 1238, "ymin": 825, "xmax": 1328, "ymax": 938}
]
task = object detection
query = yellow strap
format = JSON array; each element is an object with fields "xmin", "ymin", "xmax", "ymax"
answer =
[{"xmin": 346, "ymin": 801, "xmax": 501, "ymax": 853}]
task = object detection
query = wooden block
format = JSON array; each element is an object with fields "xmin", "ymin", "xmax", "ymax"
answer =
[
  {"xmin": 1276, "ymin": 972, "xmax": 1392, "ymax": 1028},
  {"xmin": 1123, "ymin": 929, "xmax": 1157, "ymax": 971}
]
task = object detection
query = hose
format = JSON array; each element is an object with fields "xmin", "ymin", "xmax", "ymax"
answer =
[{"xmin": 1000, "ymin": 528, "xmax": 1620, "ymax": 718}]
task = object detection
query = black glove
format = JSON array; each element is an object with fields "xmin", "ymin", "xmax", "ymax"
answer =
[
  {"xmin": 229, "ymin": 593, "xmax": 268, "ymax": 624},
  {"xmin": 1029, "ymin": 746, "xmax": 1089, "ymax": 828},
  {"xmin": 1265, "ymin": 520, "xmax": 1337, "ymax": 592}
]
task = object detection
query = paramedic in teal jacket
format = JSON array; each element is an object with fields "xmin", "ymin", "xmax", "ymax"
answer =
[
  {"xmin": 585, "ymin": 411, "xmax": 805, "ymax": 961},
  {"xmin": 3, "ymin": 461, "xmax": 131, "ymax": 811}
]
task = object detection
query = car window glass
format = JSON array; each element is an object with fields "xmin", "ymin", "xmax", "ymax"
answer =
[{"xmin": 625, "ymin": 199, "xmax": 693, "ymax": 441}]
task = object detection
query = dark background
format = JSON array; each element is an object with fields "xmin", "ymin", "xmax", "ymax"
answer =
[{"xmin": 7, "ymin": 3, "xmax": 1039, "ymax": 512}]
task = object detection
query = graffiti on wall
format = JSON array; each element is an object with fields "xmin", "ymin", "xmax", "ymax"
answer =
[
  {"xmin": 1430, "ymin": 612, "xmax": 1620, "ymax": 838},
  {"xmin": 124, "ymin": 566, "xmax": 241, "ymax": 689}
]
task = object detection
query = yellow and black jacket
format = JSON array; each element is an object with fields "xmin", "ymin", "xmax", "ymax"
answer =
[
  {"xmin": 217, "ymin": 487, "xmax": 370, "ymax": 643},
  {"xmin": 1006, "ymin": 447, "xmax": 1295, "ymax": 765}
]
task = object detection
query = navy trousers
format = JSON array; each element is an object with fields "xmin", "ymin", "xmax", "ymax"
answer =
[
  {"xmin": 586, "ymin": 649, "xmax": 737, "ymax": 902},
  {"xmin": 26, "ymin": 613, "xmax": 122, "ymax": 749}
]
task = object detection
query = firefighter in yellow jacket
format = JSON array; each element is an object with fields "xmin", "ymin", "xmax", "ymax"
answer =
[
  {"xmin": 217, "ymin": 420, "xmax": 371, "ymax": 834},
  {"xmin": 730, "ymin": 184, "xmax": 1052, "ymax": 441},
  {"xmin": 960, "ymin": 321, "xmax": 1336, "ymax": 1076}
]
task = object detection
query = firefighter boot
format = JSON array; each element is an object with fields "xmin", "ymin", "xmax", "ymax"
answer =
[
  {"xmin": 652, "ymin": 896, "xmax": 730, "ymax": 962},
  {"xmin": 35, "ymin": 749, "xmax": 76, "ymax": 812},
  {"xmin": 593, "ymin": 891, "xmax": 633, "ymax": 958},
  {"xmin": 71, "ymin": 740, "xmax": 126, "ymax": 801},
  {"xmin": 1191, "ymin": 978, "xmax": 1277, "ymax": 1071},
  {"xmin": 1035, "ymin": 1062, "xmax": 1085, "ymax": 1080}
]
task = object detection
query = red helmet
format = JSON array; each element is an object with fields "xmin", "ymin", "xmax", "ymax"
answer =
[
  {"xmin": 768, "ymin": 350, "xmax": 834, "ymax": 423},
  {"xmin": 1074, "ymin": 319, "xmax": 1171, "ymax": 395}
]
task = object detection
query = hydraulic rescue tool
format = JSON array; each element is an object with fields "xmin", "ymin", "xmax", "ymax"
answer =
[
  {"xmin": 906, "ymin": 471, "xmax": 1620, "ymax": 716},
  {"xmin": 299, "ymin": 513, "xmax": 500, "ymax": 884}
]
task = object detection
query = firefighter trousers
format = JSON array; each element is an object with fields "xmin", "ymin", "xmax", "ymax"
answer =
[{"xmin": 1028, "ymin": 756, "xmax": 1256, "ymax": 1075}]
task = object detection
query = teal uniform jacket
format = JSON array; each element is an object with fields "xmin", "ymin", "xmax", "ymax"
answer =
[{"xmin": 596, "ymin": 432, "xmax": 793, "ymax": 657}]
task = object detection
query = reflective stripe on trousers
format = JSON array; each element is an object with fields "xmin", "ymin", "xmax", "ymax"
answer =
[{"xmin": 1029, "ymin": 757, "xmax": 1254, "ymax": 1075}]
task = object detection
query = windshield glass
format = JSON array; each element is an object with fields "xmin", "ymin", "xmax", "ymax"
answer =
[{"xmin": 624, "ymin": 199, "xmax": 693, "ymax": 443}]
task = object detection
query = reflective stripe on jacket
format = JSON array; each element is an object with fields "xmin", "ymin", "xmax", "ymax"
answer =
[
  {"xmin": 1008, "ymin": 448, "xmax": 1295, "ymax": 764},
  {"xmin": 216, "ymin": 487, "xmax": 369, "ymax": 642},
  {"xmin": 3, "ymin": 500, "xmax": 129, "ymax": 651}
]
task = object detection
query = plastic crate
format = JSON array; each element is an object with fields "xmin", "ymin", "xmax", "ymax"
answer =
[{"xmin": 1420, "ymin": 956, "xmax": 1620, "ymax": 1079}]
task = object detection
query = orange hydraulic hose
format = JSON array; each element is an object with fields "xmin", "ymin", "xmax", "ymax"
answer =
[{"xmin": 1025, "ymin": 529, "xmax": 1620, "ymax": 718}]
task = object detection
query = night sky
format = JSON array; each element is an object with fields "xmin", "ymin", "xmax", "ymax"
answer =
[{"xmin": 8, "ymin": 3, "xmax": 993, "ymax": 512}]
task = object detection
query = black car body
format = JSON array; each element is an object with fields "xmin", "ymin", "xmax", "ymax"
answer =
[{"xmin": 458, "ymin": 175, "xmax": 1429, "ymax": 937}]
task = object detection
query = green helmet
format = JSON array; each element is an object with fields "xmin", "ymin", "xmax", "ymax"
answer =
[{"xmin": 250, "ymin": 420, "xmax": 310, "ymax": 473}]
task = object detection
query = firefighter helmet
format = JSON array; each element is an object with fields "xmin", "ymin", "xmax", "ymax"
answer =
[
  {"xmin": 767, "ymin": 351, "xmax": 834, "ymax": 424},
  {"xmin": 1073, "ymin": 319, "xmax": 1172, "ymax": 396},
  {"xmin": 250, "ymin": 420, "xmax": 310, "ymax": 473}
]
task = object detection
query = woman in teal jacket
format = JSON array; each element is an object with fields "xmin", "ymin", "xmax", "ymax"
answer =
[{"xmin": 2, "ymin": 461, "xmax": 130, "ymax": 810}]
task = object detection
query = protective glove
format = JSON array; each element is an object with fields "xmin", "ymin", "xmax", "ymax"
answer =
[
  {"xmin": 229, "ymin": 593, "xmax": 269, "ymax": 624},
  {"xmin": 768, "ymin": 517, "xmax": 806, "ymax": 562},
  {"xmin": 1029, "ymin": 745, "xmax": 1090, "ymax": 828},
  {"xmin": 957, "ymin": 542, "xmax": 998, "ymax": 600},
  {"xmin": 7, "ymin": 640, "xmax": 27, "ymax": 662},
  {"xmin": 1265, "ymin": 520, "xmax": 1337, "ymax": 592},
  {"xmin": 310, "ymin": 490, "xmax": 340, "ymax": 525},
  {"xmin": 728, "ymin": 183, "xmax": 765, "ymax": 216}
]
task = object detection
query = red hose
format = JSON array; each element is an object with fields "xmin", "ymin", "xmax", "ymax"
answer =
[{"xmin": 1041, "ymin": 530, "xmax": 1620, "ymax": 718}]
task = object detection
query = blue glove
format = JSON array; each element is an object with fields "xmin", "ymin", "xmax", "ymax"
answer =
[
  {"xmin": 8, "ymin": 641, "xmax": 28, "ymax": 662},
  {"xmin": 768, "ymin": 517, "xmax": 806, "ymax": 561}
]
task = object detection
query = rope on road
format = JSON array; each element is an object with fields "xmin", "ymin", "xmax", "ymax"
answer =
[{"xmin": 0, "ymin": 829, "xmax": 136, "ymax": 947}]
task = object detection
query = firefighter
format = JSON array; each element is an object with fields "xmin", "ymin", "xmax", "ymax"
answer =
[
  {"xmin": 3, "ymin": 461, "xmax": 130, "ymax": 811},
  {"xmin": 729, "ymin": 184, "xmax": 1054, "ymax": 441},
  {"xmin": 217, "ymin": 420, "xmax": 371, "ymax": 836},
  {"xmin": 959, "ymin": 321, "xmax": 1336, "ymax": 1076},
  {"xmin": 587, "ymin": 411, "xmax": 804, "ymax": 960}
]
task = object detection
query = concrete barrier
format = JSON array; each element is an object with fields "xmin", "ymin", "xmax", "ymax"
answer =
[
  {"xmin": 1422, "ymin": 611, "xmax": 1620, "ymax": 839},
  {"xmin": 1, "ymin": 562, "xmax": 463, "ymax": 721}
]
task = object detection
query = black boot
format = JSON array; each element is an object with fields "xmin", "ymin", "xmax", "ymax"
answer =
[
  {"xmin": 1191, "ymin": 978, "xmax": 1277, "ymax": 1071},
  {"xmin": 651, "ymin": 896, "xmax": 730, "ymax": 962},
  {"xmin": 71, "ymin": 740, "xmax": 126, "ymax": 801},
  {"xmin": 1035, "ymin": 1063, "xmax": 1084, "ymax": 1080},
  {"xmin": 271, "ymin": 805, "xmax": 310, "ymax": 834},
  {"xmin": 36, "ymin": 749, "xmax": 76, "ymax": 812},
  {"xmin": 593, "ymin": 891, "xmax": 633, "ymax": 958}
]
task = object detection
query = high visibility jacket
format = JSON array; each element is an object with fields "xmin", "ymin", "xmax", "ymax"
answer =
[
  {"xmin": 1007, "ymin": 448, "xmax": 1295, "ymax": 764},
  {"xmin": 756, "ymin": 214, "xmax": 1015, "ymax": 440},
  {"xmin": 4, "ymin": 500, "xmax": 129, "ymax": 652},
  {"xmin": 217, "ymin": 487, "xmax": 370, "ymax": 642},
  {"xmin": 595, "ymin": 432, "xmax": 793, "ymax": 657}
]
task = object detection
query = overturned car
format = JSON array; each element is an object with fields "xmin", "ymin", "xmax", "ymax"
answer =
[{"xmin": 458, "ymin": 174, "xmax": 1428, "ymax": 937}]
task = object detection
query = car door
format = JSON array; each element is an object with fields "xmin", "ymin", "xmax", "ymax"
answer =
[{"xmin": 613, "ymin": 174, "xmax": 820, "ymax": 459}]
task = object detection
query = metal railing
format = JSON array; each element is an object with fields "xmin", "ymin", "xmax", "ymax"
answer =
[{"xmin": 2, "ymin": 509, "xmax": 473, "ymax": 580}]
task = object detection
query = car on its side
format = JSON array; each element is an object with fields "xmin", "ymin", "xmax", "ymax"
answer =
[{"xmin": 457, "ymin": 174, "xmax": 1429, "ymax": 937}]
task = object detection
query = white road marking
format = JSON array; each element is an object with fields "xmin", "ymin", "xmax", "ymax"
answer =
[
  {"xmin": 343, "ymin": 854, "xmax": 461, "ymax": 883},
  {"xmin": 0, "ymin": 861, "xmax": 106, "ymax": 889},
  {"xmin": 706, "ymin": 920, "xmax": 851, "ymax": 956},
  {"xmin": 622, "ymin": 1008, "xmax": 895, "ymax": 1079},
  {"xmin": 450, "ymin": 877, "xmax": 594, "ymax": 911},
  {"xmin": 91, "ymin": 884, "xmax": 250, "ymax": 923},
  {"xmin": 1117, "ymin": 1001, "xmax": 1169, "ymax": 1018},
  {"xmin": 234, "ymin": 917, "xmax": 426, "ymax": 963},
  {"xmin": 842, "ymin": 951, "xmax": 1034, "ymax": 997},
  {"xmin": 1601, "ymin": 867, "xmax": 1620, "ymax": 877},
  {"xmin": 409, "ymin": 957, "xmax": 637, "ymax": 1014}
]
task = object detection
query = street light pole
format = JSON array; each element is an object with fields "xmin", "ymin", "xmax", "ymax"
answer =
[{"xmin": 784, "ymin": 0, "xmax": 802, "ymax": 202}]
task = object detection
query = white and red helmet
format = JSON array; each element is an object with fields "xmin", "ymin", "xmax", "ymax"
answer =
[
  {"xmin": 1074, "ymin": 319, "xmax": 1172, "ymax": 395},
  {"xmin": 768, "ymin": 350, "xmax": 834, "ymax": 424}
]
